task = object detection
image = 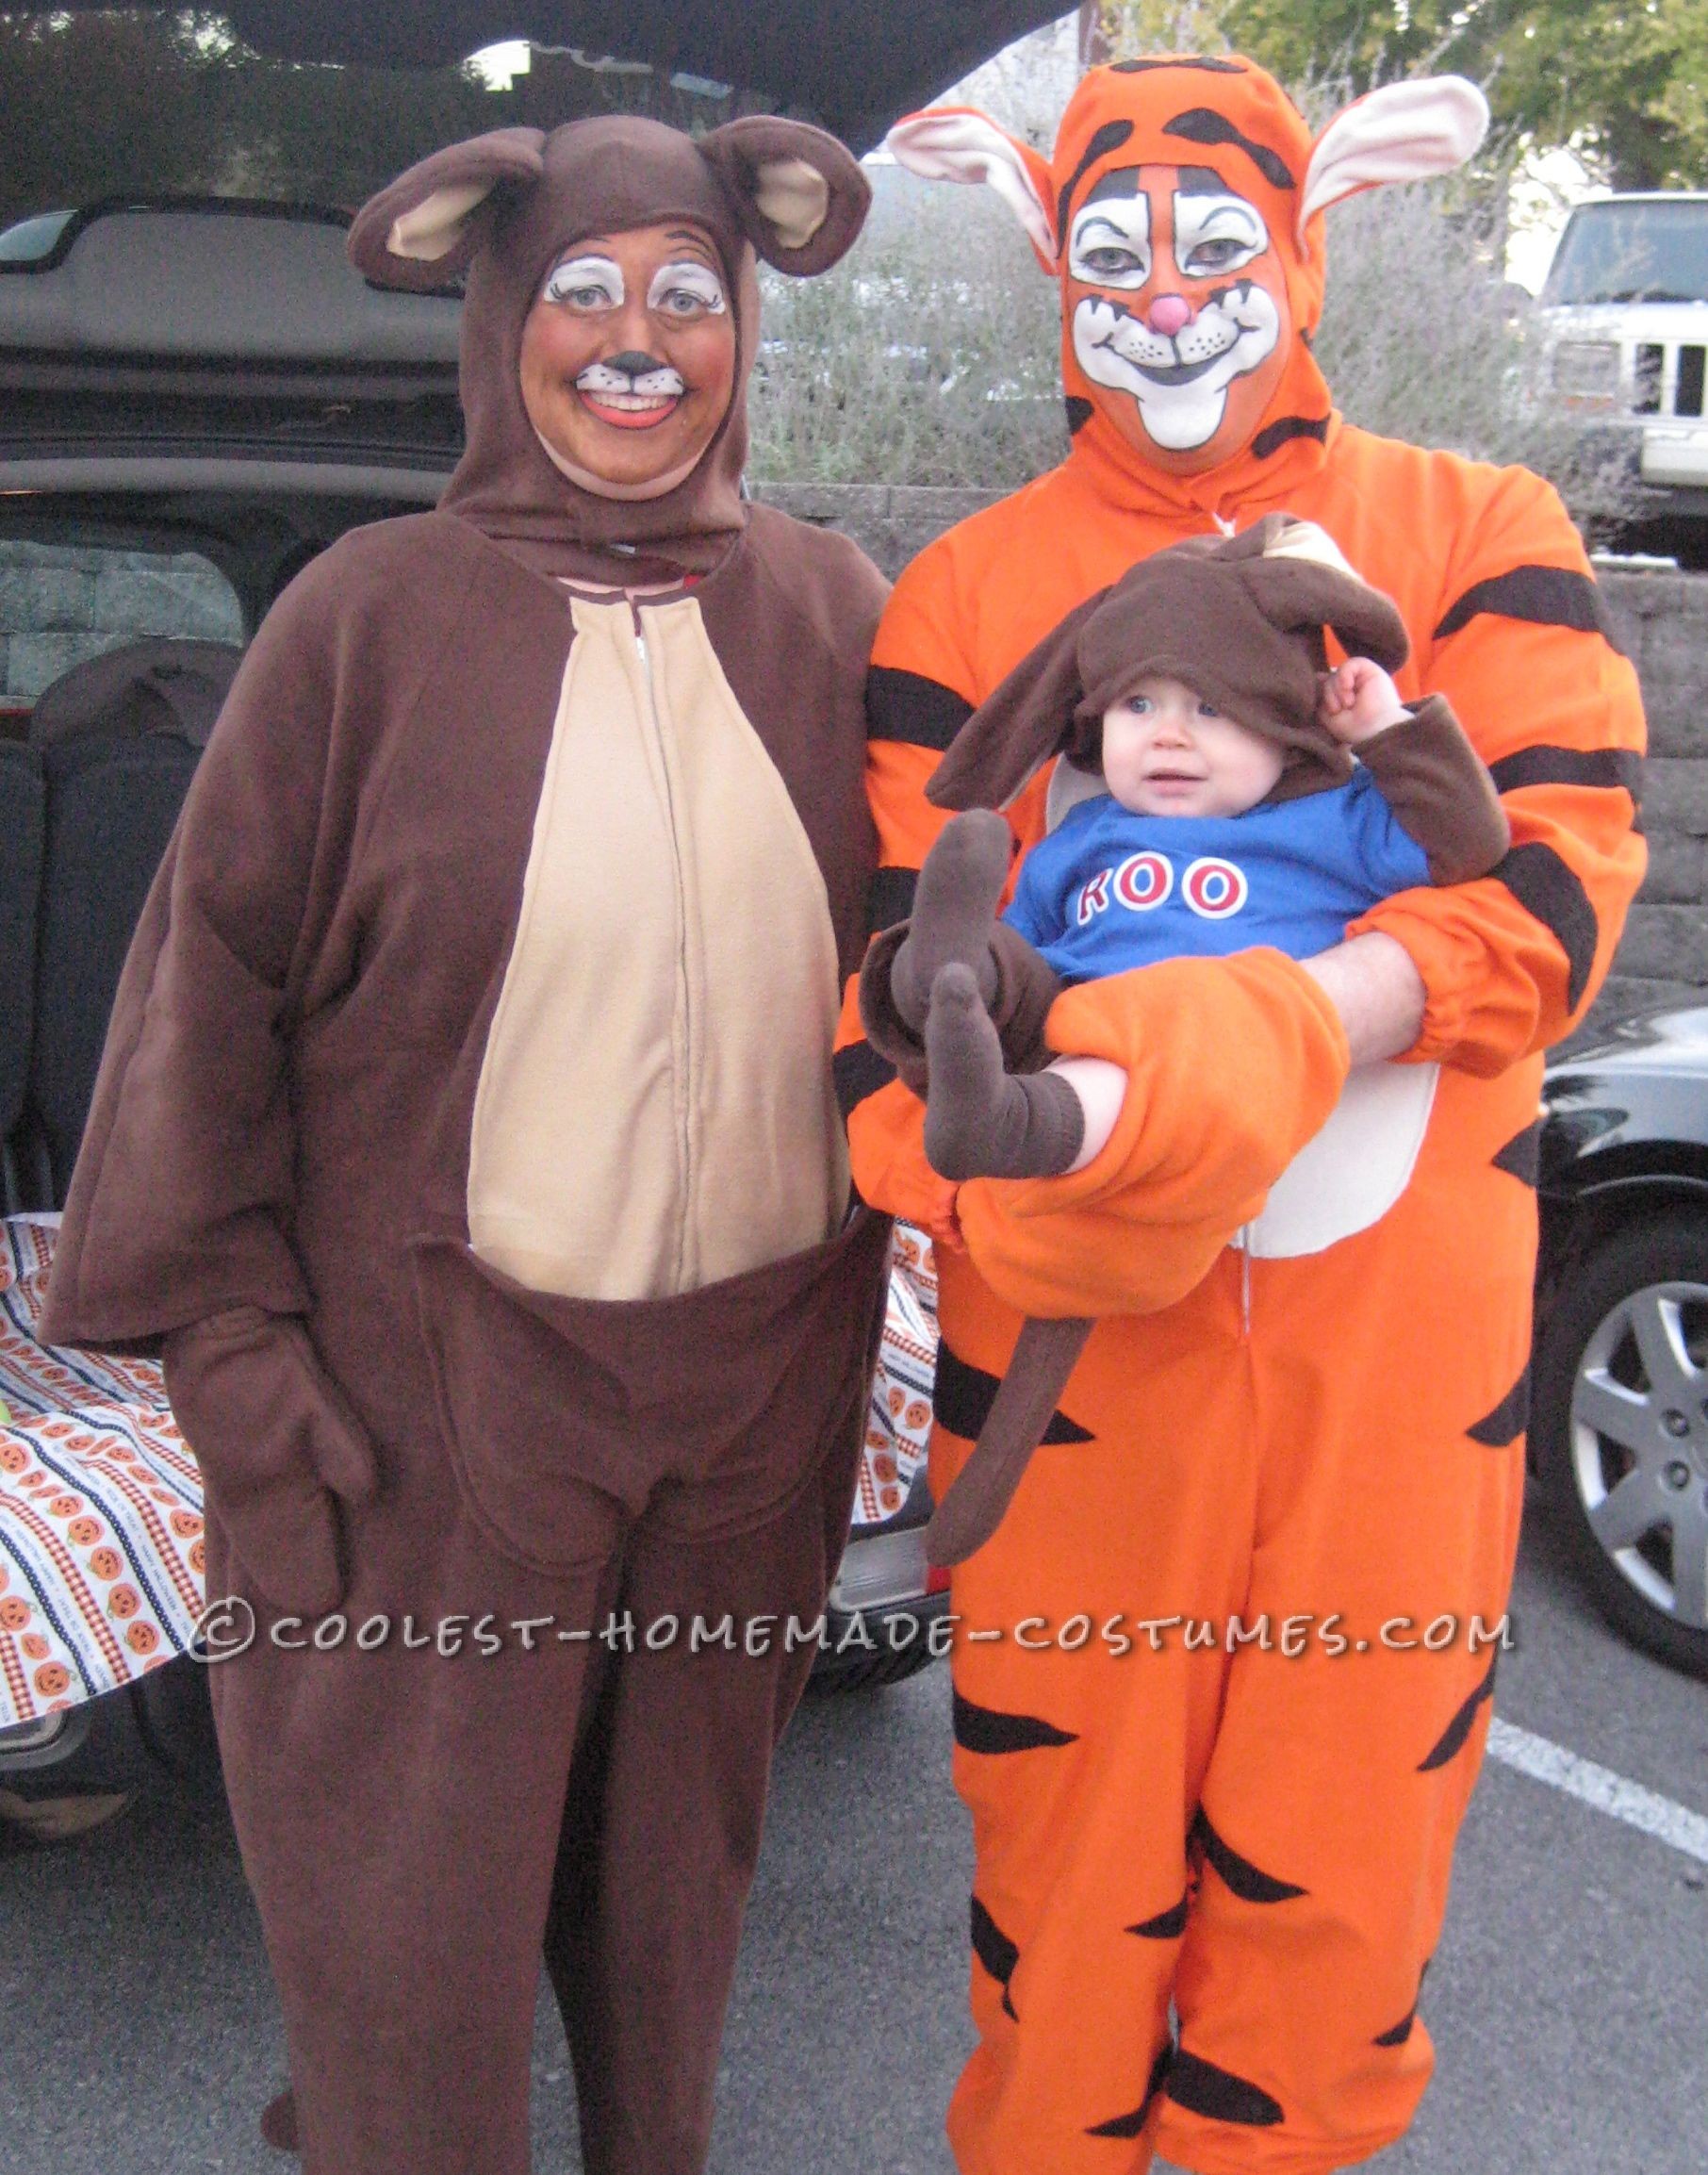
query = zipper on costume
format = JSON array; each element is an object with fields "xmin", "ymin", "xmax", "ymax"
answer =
[
  {"xmin": 1238, "ymin": 1229, "xmax": 1253, "ymax": 1337},
  {"xmin": 629, "ymin": 598, "xmax": 696, "ymax": 1285}
]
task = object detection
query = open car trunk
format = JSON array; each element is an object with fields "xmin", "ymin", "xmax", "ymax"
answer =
[{"xmin": 36, "ymin": 0, "xmax": 1064, "ymax": 151}]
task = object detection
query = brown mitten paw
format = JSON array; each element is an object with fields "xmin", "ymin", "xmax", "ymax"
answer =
[{"xmin": 163, "ymin": 1308, "xmax": 378, "ymax": 1618}]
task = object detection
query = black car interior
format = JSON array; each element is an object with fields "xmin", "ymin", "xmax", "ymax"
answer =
[{"xmin": 1, "ymin": 636, "xmax": 240, "ymax": 1213}]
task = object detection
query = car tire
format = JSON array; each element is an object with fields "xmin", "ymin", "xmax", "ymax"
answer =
[
  {"xmin": 1534, "ymin": 1208, "xmax": 1708, "ymax": 1679},
  {"xmin": 807, "ymin": 1638, "xmax": 941, "ymax": 1696}
]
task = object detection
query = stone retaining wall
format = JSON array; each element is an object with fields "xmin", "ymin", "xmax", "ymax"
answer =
[{"xmin": 0, "ymin": 543, "xmax": 241, "ymax": 705}]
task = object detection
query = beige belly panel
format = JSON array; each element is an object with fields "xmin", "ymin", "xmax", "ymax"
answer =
[{"xmin": 466, "ymin": 592, "xmax": 846, "ymax": 1301}]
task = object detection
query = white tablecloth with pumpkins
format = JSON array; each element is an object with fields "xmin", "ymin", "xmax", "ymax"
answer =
[
  {"xmin": 0, "ymin": 1216, "xmax": 205, "ymax": 1727},
  {"xmin": 0, "ymin": 1214, "xmax": 936, "ymax": 1731}
]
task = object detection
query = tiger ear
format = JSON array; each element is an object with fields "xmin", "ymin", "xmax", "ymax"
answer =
[
  {"xmin": 698, "ymin": 116, "xmax": 871, "ymax": 275},
  {"xmin": 1298, "ymin": 76, "xmax": 1488, "ymax": 248},
  {"xmin": 348, "ymin": 127, "xmax": 547, "ymax": 289},
  {"xmin": 885, "ymin": 107, "xmax": 1058, "ymax": 274}
]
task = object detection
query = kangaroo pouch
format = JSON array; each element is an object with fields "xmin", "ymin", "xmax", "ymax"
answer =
[{"xmin": 410, "ymin": 1211, "xmax": 890, "ymax": 1576}]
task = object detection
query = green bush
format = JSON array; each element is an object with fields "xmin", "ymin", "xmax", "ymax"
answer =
[{"xmin": 748, "ymin": 174, "xmax": 1068, "ymax": 489}]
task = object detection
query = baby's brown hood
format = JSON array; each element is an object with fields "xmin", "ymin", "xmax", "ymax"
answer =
[
  {"xmin": 928, "ymin": 516, "xmax": 1410, "ymax": 811},
  {"xmin": 350, "ymin": 114, "xmax": 869, "ymax": 576}
]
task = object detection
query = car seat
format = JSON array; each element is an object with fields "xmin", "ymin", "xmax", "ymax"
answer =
[
  {"xmin": 25, "ymin": 638, "xmax": 241, "ymax": 1203},
  {"xmin": 0, "ymin": 739, "xmax": 46, "ymax": 1214}
]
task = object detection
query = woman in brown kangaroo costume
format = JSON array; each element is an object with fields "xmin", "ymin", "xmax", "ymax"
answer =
[{"xmin": 41, "ymin": 114, "xmax": 891, "ymax": 2175}]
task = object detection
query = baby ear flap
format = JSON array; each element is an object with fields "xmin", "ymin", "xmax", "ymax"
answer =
[
  {"xmin": 1241, "ymin": 553, "xmax": 1412, "ymax": 676},
  {"xmin": 1298, "ymin": 77, "xmax": 1488, "ymax": 247},
  {"xmin": 885, "ymin": 107, "xmax": 1058, "ymax": 274},
  {"xmin": 698, "ymin": 116, "xmax": 871, "ymax": 275},
  {"xmin": 928, "ymin": 590, "xmax": 1109, "ymax": 812},
  {"xmin": 348, "ymin": 127, "xmax": 547, "ymax": 289}
]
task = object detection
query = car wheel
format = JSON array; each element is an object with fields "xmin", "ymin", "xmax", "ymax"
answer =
[
  {"xmin": 806, "ymin": 1636, "xmax": 940, "ymax": 1696},
  {"xmin": 1534, "ymin": 1209, "xmax": 1708, "ymax": 1678}
]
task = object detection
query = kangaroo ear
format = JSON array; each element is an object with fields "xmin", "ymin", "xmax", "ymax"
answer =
[
  {"xmin": 349, "ymin": 128, "xmax": 547, "ymax": 289},
  {"xmin": 1298, "ymin": 76, "xmax": 1488, "ymax": 247},
  {"xmin": 885, "ymin": 107, "xmax": 1058, "ymax": 274},
  {"xmin": 928, "ymin": 590, "xmax": 1110, "ymax": 812},
  {"xmin": 698, "ymin": 116, "xmax": 871, "ymax": 275},
  {"xmin": 1240, "ymin": 535, "xmax": 1412, "ymax": 675}
]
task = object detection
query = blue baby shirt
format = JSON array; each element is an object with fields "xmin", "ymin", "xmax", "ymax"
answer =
[{"xmin": 1003, "ymin": 773, "xmax": 1432, "ymax": 985}]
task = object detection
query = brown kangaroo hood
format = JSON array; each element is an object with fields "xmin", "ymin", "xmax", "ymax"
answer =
[{"xmin": 350, "ymin": 113, "xmax": 870, "ymax": 576}]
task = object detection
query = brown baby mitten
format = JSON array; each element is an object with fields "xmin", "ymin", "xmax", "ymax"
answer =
[{"xmin": 923, "ymin": 964, "xmax": 1085, "ymax": 1180}]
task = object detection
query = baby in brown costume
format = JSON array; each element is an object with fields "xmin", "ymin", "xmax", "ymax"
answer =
[
  {"xmin": 887, "ymin": 519, "xmax": 1511, "ymax": 1179},
  {"xmin": 41, "ymin": 116, "xmax": 891, "ymax": 2175}
]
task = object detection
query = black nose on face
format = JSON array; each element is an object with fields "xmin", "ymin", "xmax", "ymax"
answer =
[{"xmin": 606, "ymin": 349, "xmax": 665, "ymax": 378}]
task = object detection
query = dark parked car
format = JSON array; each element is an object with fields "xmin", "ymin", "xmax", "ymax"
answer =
[{"xmin": 1536, "ymin": 1002, "xmax": 1708, "ymax": 1679}]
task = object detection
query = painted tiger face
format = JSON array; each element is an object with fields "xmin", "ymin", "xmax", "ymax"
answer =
[{"xmin": 1065, "ymin": 163, "xmax": 1291, "ymax": 471}]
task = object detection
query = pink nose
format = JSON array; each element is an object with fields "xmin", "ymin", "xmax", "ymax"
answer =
[{"xmin": 1147, "ymin": 294, "xmax": 1192, "ymax": 339}]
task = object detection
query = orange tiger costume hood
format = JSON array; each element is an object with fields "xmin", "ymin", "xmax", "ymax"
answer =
[{"xmin": 889, "ymin": 59, "xmax": 1486, "ymax": 519}]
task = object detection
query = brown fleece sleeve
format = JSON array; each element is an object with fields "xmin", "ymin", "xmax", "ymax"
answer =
[
  {"xmin": 858, "ymin": 919, "xmax": 1061, "ymax": 1094},
  {"xmin": 1355, "ymin": 693, "xmax": 1511, "ymax": 884},
  {"xmin": 38, "ymin": 524, "xmax": 472, "ymax": 1351}
]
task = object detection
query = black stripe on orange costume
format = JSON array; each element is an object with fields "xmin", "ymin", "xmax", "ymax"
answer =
[{"xmin": 836, "ymin": 56, "xmax": 1645, "ymax": 2175}]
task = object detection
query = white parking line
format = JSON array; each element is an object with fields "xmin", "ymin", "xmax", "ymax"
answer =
[{"xmin": 1486, "ymin": 1717, "xmax": 1708, "ymax": 1865}]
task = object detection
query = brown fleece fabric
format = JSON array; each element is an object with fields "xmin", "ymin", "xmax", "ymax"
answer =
[
  {"xmin": 928, "ymin": 514, "xmax": 1413, "ymax": 813},
  {"xmin": 1356, "ymin": 692, "xmax": 1511, "ymax": 882},
  {"xmin": 923, "ymin": 964, "xmax": 1085, "ymax": 1181},
  {"xmin": 860, "ymin": 917, "xmax": 1062, "ymax": 1094},
  {"xmin": 350, "ymin": 114, "xmax": 868, "ymax": 580},
  {"xmin": 41, "ymin": 109, "xmax": 888, "ymax": 2175},
  {"xmin": 161, "ymin": 1306, "xmax": 379, "ymax": 1617},
  {"xmin": 888, "ymin": 807, "xmax": 1012, "ymax": 1030}
]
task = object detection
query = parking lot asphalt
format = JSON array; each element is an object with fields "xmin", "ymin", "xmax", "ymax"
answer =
[{"xmin": 6, "ymin": 1476, "xmax": 1706, "ymax": 2175}]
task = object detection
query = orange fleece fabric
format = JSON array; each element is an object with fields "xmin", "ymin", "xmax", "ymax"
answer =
[{"xmin": 837, "ymin": 52, "xmax": 1644, "ymax": 2175}]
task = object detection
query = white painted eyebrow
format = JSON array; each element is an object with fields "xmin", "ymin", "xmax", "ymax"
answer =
[
  {"xmin": 541, "ymin": 254, "xmax": 624, "ymax": 303},
  {"xmin": 645, "ymin": 259, "xmax": 728, "ymax": 310},
  {"xmin": 1071, "ymin": 197, "xmax": 1150, "ymax": 239},
  {"xmin": 1177, "ymin": 196, "xmax": 1264, "ymax": 225},
  {"xmin": 1174, "ymin": 194, "xmax": 1267, "ymax": 243}
]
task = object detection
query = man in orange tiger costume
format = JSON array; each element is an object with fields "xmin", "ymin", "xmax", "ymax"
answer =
[{"xmin": 836, "ymin": 56, "xmax": 1646, "ymax": 2175}]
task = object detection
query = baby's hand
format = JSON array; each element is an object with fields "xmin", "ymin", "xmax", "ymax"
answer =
[{"xmin": 1318, "ymin": 658, "xmax": 1409, "ymax": 746}]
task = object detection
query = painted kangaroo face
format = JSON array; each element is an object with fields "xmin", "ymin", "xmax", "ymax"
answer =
[
  {"xmin": 519, "ymin": 222, "xmax": 738, "ymax": 499},
  {"xmin": 1066, "ymin": 164, "xmax": 1289, "ymax": 470}
]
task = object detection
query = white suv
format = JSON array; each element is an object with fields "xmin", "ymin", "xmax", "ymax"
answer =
[{"xmin": 1537, "ymin": 192, "xmax": 1708, "ymax": 521}]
